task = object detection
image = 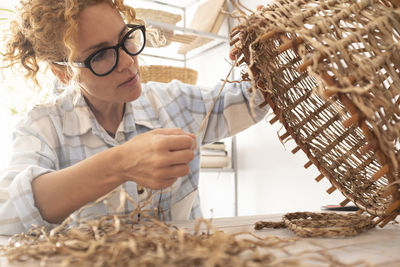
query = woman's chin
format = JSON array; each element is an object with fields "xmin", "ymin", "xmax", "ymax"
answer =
[{"xmin": 126, "ymin": 83, "xmax": 142, "ymax": 102}]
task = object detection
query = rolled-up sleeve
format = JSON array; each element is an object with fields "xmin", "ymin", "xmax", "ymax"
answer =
[{"xmin": 0, "ymin": 116, "xmax": 59, "ymax": 235}]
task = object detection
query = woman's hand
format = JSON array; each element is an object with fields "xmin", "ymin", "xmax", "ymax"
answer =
[{"xmin": 115, "ymin": 128, "xmax": 196, "ymax": 190}]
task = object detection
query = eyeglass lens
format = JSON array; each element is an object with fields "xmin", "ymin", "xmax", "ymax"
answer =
[{"xmin": 90, "ymin": 28, "xmax": 144, "ymax": 76}]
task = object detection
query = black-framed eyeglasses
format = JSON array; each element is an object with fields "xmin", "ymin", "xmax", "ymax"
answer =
[{"xmin": 54, "ymin": 24, "xmax": 146, "ymax": 77}]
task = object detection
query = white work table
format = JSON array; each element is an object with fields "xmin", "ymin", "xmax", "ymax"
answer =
[{"xmin": 0, "ymin": 214, "xmax": 399, "ymax": 266}]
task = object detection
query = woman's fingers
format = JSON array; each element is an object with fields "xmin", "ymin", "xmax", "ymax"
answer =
[
  {"xmin": 154, "ymin": 164, "xmax": 190, "ymax": 184},
  {"xmin": 119, "ymin": 128, "xmax": 197, "ymax": 189},
  {"xmin": 148, "ymin": 177, "xmax": 178, "ymax": 190},
  {"xmin": 144, "ymin": 164, "xmax": 191, "ymax": 190},
  {"xmin": 162, "ymin": 134, "xmax": 196, "ymax": 151},
  {"xmin": 154, "ymin": 149, "xmax": 195, "ymax": 167},
  {"xmin": 152, "ymin": 128, "xmax": 196, "ymax": 150}
]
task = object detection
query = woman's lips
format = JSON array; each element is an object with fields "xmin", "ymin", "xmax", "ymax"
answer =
[{"xmin": 118, "ymin": 72, "xmax": 139, "ymax": 87}]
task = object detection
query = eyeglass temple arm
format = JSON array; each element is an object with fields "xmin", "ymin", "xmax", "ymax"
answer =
[{"xmin": 54, "ymin": 61, "xmax": 86, "ymax": 67}]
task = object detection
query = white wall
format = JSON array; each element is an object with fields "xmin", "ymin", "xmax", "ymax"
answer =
[{"xmin": 236, "ymin": 120, "xmax": 345, "ymax": 216}]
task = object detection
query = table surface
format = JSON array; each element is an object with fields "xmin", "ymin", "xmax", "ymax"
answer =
[{"xmin": 1, "ymin": 213, "xmax": 399, "ymax": 266}]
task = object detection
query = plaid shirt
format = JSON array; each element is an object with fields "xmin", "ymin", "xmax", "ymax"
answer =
[{"xmin": 0, "ymin": 80, "xmax": 268, "ymax": 234}]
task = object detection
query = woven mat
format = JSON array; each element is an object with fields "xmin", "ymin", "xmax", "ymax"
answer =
[{"xmin": 255, "ymin": 212, "xmax": 374, "ymax": 238}]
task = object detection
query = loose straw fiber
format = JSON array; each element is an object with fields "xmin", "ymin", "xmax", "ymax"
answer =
[
  {"xmin": 0, "ymin": 190, "xmax": 361, "ymax": 266},
  {"xmin": 231, "ymin": 0, "xmax": 400, "ymax": 227}
]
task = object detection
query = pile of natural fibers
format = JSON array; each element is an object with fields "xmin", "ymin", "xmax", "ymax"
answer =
[
  {"xmin": 230, "ymin": 0, "xmax": 400, "ymax": 227},
  {"xmin": 0, "ymin": 189, "xmax": 368, "ymax": 267}
]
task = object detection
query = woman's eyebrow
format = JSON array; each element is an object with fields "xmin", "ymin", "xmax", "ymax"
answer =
[{"xmin": 82, "ymin": 25, "xmax": 128, "ymax": 54}]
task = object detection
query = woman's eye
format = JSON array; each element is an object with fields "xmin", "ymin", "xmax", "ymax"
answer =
[{"xmin": 91, "ymin": 50, "xmax": 108, "ymax": 62}]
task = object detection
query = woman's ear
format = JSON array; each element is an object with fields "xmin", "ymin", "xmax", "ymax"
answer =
[{"xmin": 51, "ymin": 65, "xmax": 71, "ymax": 84}]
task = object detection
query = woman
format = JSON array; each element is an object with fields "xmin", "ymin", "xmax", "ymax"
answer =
[{"xmin": 0, "ymin": 0, "xmax": 268, "ymax": 234}]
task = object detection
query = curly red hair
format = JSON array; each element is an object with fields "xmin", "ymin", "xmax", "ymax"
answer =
[{"xmin": 1, "ymin": 0, "xmax": 140, "ymax": 87}]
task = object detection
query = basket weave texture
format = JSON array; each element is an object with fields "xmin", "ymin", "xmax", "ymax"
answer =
[
  {"xmin": 140, "ymin": 65, "xmax": 198, "ymax": 85},
  {"xmin": 232, "ymin": 0, "xmax": 400, "ymax": 227},
  {"xmin": 283, "ymin": 212, "xmax": 373, "ymax": 237}
]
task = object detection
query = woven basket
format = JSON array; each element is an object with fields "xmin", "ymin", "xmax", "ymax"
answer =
[
  {"xmin": 231, "ymin": 0, "xmax": 400, "ymax": 227},
  {"xmin": 140, "ymin": 65, "xmax": 198, "ymax": 85},
  {"xmin": 135, "ymin": 8, "xmax": 181, "ymax": 47}
]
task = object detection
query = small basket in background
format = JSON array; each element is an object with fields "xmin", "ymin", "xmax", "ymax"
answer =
[{"xmin": 140, "ymin": 65, "xmax": 198, "ymax": 85}]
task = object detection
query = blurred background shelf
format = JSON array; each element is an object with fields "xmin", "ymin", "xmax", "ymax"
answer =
[
  {"xmin": 200, "ymin": 136, "xmax": 238, "ymax": 216},
  {"xmin": 129, "ymin": 0, "xmax": 231, "ymax": 64}
]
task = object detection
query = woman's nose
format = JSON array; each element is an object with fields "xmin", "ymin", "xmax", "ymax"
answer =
[{"xmin": 116, "ymin": 48, "xmax": 135, "ymax": 72}]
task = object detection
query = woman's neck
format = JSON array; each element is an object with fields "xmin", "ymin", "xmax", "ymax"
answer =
[{"xmin": 83, "ymin": 94, "xmax": 125, "ymax": 135}]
